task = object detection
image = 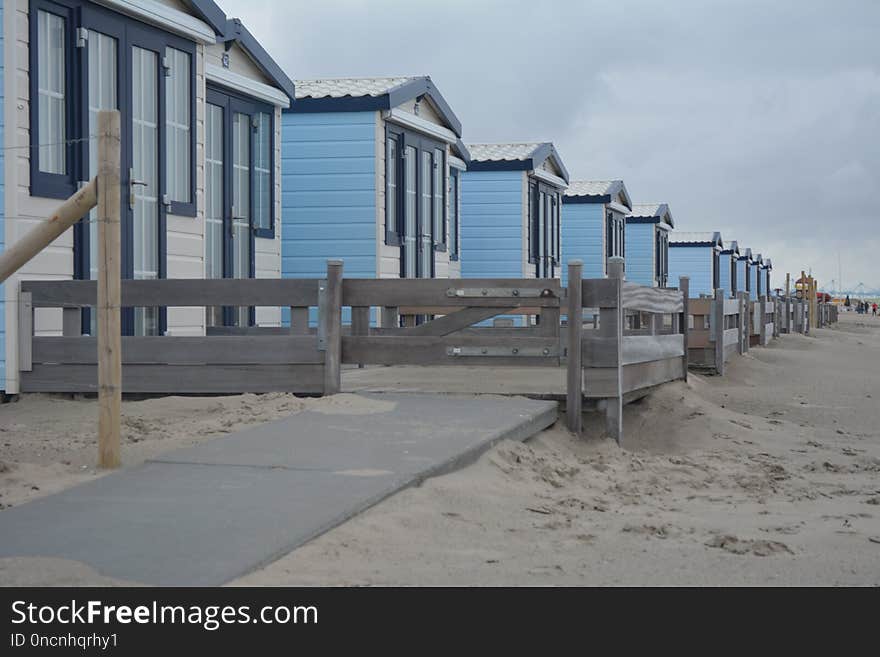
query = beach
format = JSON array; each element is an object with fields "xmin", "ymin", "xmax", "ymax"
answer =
[
  {"xmin": 0, "ymin": 312, "xmax": 877, "ymax": 586},
  {"xmin": 235, "ymin": 312, "xmax": 880, "ymax": 586}
]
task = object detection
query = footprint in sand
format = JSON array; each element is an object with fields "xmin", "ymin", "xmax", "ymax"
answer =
[{"xmin": 705, "ymin": 534, "xmax": 793, "ymax": 556}]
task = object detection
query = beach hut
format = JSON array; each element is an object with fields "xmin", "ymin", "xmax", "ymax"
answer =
[
  {"xmin": 282, "ymin": 77, "xmax": 466, "ymax": 297},
  {"xmin": 559, "ymin": 181, "xmax": 632, "ymax": 286},
  {"xmin": 749, "ymin": 253, "xmax": 764, "ymax": 300},
  {"xmin": 718, "ymin": 240, "xmax": 740, "ymax": 297},
  {"xmin": 624, "ymin": 203, "xmax": 674, "ymax": 288},
  {"xmin": 668, "ymin": 232, "xmax": 723, "ymax": 297},
  {"xmin": 0, "ymin": 1, "xmax": 294, "ymax": 394},
  {"xmin": 460, "ymin": 143, "xmax": 569, "ymax": 281},
  {"xmin": 762, "ymin": 258, "xmax": 772, "ymax": 296},
  {"xmin": 733, "ymin": 245, "xmax": 753, "ymax": 299}
]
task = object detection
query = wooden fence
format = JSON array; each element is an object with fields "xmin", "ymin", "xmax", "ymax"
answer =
[
  {"xmin": 18, "ymin": 258, "xmax": 691, "ymax": 444},
  {"xmin": 749, "ymin": 296, "xmax": 775, "ymax": 347},
  {"xmin": 686, "ymin": 289, "xmax": 741, "ymax": 375}
]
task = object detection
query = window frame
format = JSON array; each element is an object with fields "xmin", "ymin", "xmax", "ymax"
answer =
[
  {"xmin": 28, "ymin": 0, "xmax": 198, "ymax": 214},
  {"xmin": 448, "ymin": 166, "xmax": 461, "ymax": 261},
  {"xmin": 163, "ymin": 44, "xmax": 197, "ymax": 217},
  {"xmin": 29, "ymin": 0, "xmax": 77, "ymax": 199},
  {"xmin": 250, "ymin": 107, "xmax": 276, "ymax": 239},
  {"xmin": 432, "ymin": 146, "xmax": 446, "ymax": 253},
  {"xmin": 713, "ymin": 250, "xmax": 721, "ymax": 291}
]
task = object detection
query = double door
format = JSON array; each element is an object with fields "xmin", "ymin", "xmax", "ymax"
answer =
[
  {"xmin": 205, "ymin": 88, "xmax": 266, "ymax": 327},
  {"xmin": 73, "ymin": 9, "xmax": 194, "ymax": 335}
]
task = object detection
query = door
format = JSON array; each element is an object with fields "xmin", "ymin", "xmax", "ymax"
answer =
[
  {"xmin": 395, "ymin": 132, "xmax": 439, "ymax": 280},
  {"xmin": 206, "ymin": 87, "xmax": 270, "ymax": 327},
  {"xmin": 73, "ymin": 12, "xmax": 185, "ymax": 336}
]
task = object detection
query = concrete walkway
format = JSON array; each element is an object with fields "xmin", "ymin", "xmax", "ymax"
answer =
[{"xmin": 0, "ymin": 393, "xmax": 556, "ymax": 586}]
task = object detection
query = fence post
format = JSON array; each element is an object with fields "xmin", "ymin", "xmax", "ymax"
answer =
[
  {"xmin": 351, "ymin": 306, "xmax": 370, "ymax": 368},
  {"xmin": 744, "ymin": 297, "xmax": 752, "ymax": 353},
  {"xmin": 97, "ymin": 110, "xmax": 121, "ymax": 469},
  {"xmin": 678, "ymin": 276, "xmax": 690, "ymax": 381},
  {"xmin": 604, "ymin": 257, "xmax": 625, "ymax": 443},
  {"xmin": 713, "ymin": 288, "xmax": 725, "ymax": 375},
  {"xmin": 785, "ymin": 273, "xmax": 791, "ymax": 334},
  {"xmin": 737, "ymin": 292, "xmax": 746, "ymax": 355},
  {"xmin": 566, "ymin": 260, "xmax": 583, "ymax": 434},
  {"xmin": 18, "ymin": 289, "xmax": 33, "ymax": 372},
  {"xmin": 323, "ymin": 259, "xmax": 343, "ymax": 395},
  {"xmin": 381, "ymin": 306, "xmax": 399, "ymax": 329},
  {"xmin": 759, "ymin": 295, "xmax": 767, "ymax": 345}
]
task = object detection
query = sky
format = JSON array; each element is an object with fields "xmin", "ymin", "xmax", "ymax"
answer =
[{"xmin": 219, "ymin": 0, "xmax": 880, "ymax": 294}]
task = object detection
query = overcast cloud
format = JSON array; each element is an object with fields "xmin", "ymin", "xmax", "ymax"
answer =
[{"xmin": 219, "ymin": 0, "xmax": 880, "ymax": 293}]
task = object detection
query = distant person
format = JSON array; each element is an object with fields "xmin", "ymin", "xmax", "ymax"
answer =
[{"xmin": 873, "ymin": 303, "xmax": 877, "ymax": 316}]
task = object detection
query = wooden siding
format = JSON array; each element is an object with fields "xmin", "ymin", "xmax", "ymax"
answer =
[
  {"xmin": 749, "ymin": 264, "xmax": 759, "ymax": 300},
  {"xmin": 281, "ymin": 110, "xmax": 377, "ymax": 281},
  {"xmin": 624, "ymin": 222, "xmax": 655, "ymax": 288},
  {"xmin": 669, "ymin": 246, "xmax": 713, "ymax": 297},
  {"xmin": 460, "ymin": 170, "xmax": 524, "ymax": 278},
  {"xmin": 561, "ymin": 202, "xmax": 604, "ymax": 285}
]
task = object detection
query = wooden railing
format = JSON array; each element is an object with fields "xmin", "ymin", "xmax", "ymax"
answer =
[
  {"xmin": 19, "ymin": 258, "xmax": 692, "ymax": 444},
  {"xmin": 686, "ymin": 289, "xmax": 742, "ymax": 374},
  {"xmin": 749, "ymin": 296, "xmax": 775, "ymax": 347},
  {"xmin": 568, "ymin": 257, "xmax": 688, "ymax": 440},
  {"xmin": 19, "ymin": 277, "xmax": 326, "ymax": 394}
]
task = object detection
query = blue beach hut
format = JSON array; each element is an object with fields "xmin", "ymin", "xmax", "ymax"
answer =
[
  {"xmin": 560, "ymin": 181, "xmax": 633, "ymax": 286},
  {"xmin": 668, "ymin": 231, "xmax": 724, "ymax": 297},
  {"xmin": 624, "ymin": 203, "xmax": 674, "ymax": 288}
]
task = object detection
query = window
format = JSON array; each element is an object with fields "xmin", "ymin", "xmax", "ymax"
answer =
[
  {"xmin": 433, "ymin": 148, "xmax": 445, "ymax": 251},
  {"xmin": 37, "ymin": 9, "xmax": 67, "ymax": 175},
  {"xmin": 449, "ymin": 167, "xmax": 460, "ymax": 260},
  {"xmin": 253, "ymin": 111, "xmax": 273, "ymax": 236},
  {"xmin": 29, "ymin": 0, "xmax": 197, "ymax": 210},
  {"xmin": 164, "ymin": 46, "xmax": 191, "ymax": 209},
  {"xmin": 713, "ymin": 251, "xmax": 721, "ymax": 291},
  {"xmin": 655, "ymin": 229, "xmax": 669, "ymax": 287},
  {"xmin": 385, "ymin": 135, "xmax": 399, "ymax": 245}
]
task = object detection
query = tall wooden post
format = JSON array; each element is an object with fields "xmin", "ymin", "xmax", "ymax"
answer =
[
  {"xmin": 759, "ymin": 295, "xmax": 768, "ymax": 345},
  {"xmin": 566, "ymin": 260, "xmax": 583, "ymax": 434},
  {"xmin": 679, "ymin": 276, "xmax": 690, "ymax": 381},
  {"xmin": 737, "ymin": 292, "xmax": 746, "ymax": 355},
  {"xmin": 713, "ymin": 288, "xmax": 725, "ymax": 375},
  {"xmin": 97, "ymin": 111, "xmax": 121, "ymax": 469},
  {"xmin": 785, "ymin": 273, "xmax": 791, "ymax": 334},
  {"xmin": 604, "ymin": 258, "xmax": 625, "ymax": 443},
  {"xmin": 323, "ymin": 259, "xmax": 343, "ymax": 394}
]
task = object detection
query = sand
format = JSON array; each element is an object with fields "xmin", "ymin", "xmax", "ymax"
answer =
[
  {"xmin": 1, "ymin": 313, "xmax": 878, "ymax": 586},
  {"xmin": 233, "ymin": 313, "xmax": 880, "ymax": 586}
]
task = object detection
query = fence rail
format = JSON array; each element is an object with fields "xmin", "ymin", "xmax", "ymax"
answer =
[{"xmin": 18, "ymin": 259, "xmax": 830, "ymax": 442}]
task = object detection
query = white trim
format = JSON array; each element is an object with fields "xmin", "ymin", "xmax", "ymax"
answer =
[
  {"xmin": 382, "ymin": 108, "xmax": 457, "ymax": 144},
  {"xmin": 656, "ymin": 222, "xmax": 673, "ymax": 232},
  {"xmin": 95, "ymin": 0, "xmax": 216, "ymax": 44},
  {"xmin": 607, "ymin": 201, "xmax": 630, "ymax": 215},
  {"xmin": 531, "ymin": 168, "xmax": 568, "ymax": 190},
  {"xmin": 448, "ymin": 155, "xmax": 467, "ymax": 170},
  {"xmin": 206, "ymin": 64, "xmax": 290, "ymax": 108}
]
